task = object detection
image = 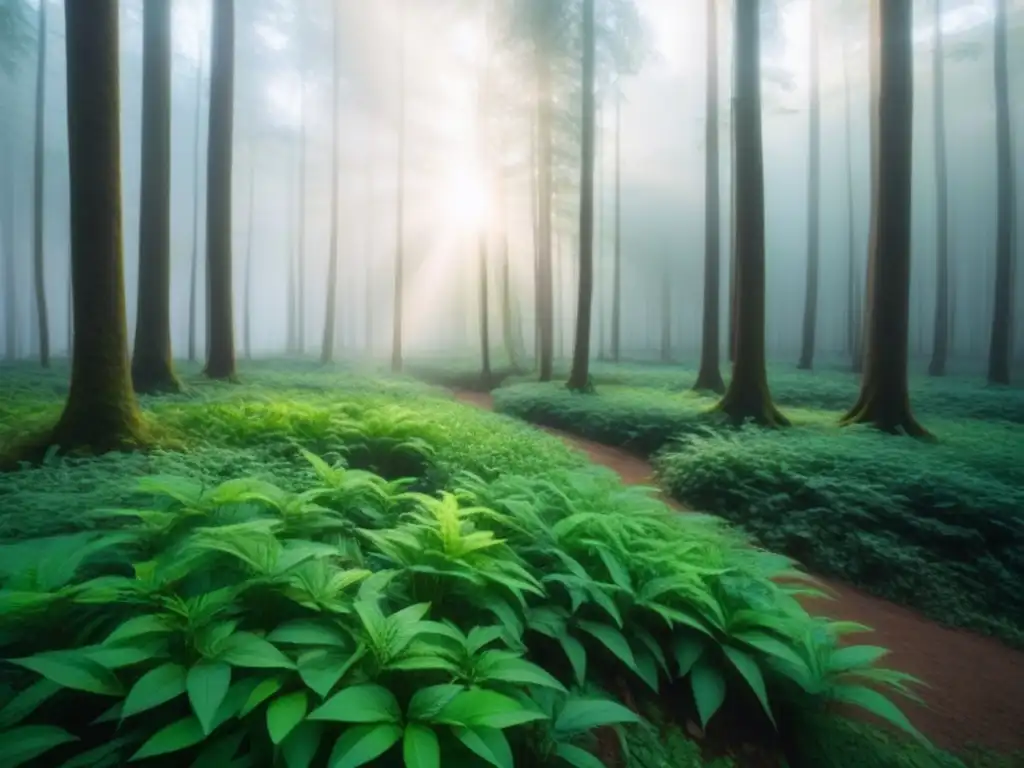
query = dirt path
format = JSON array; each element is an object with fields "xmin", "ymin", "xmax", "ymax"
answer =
[{"xmin": 452, "ymin": 390, "xmax": 1024, "ymax": 756}]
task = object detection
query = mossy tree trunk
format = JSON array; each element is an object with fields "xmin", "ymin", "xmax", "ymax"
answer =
[
  {"xmin": 797, "ymin": 0, "xmax": 821, "ymax": 371},
  {"xmin": 132, "ymin": 0, "xmax": 178, "ymax": 393},
  {"xmin": 567, "ymin": 0, "xmax": 596, "ymax": 393},
  {"xmin": 187, "ymin": 34, "xmax": 204, "ymax": 363},
  {"xmin": 840, "ymin": 0, "xmax": 926, "ymax": 437},
  {"xmin": 715, "ymin": 0, "xmax": 787, "ymax": 427},
  {"xmin": 32, "ymin": 0, "xmax": 49, "ymax": 369},
  {"xmin": 694, "ymin": 0, "xmax": 725, "ymax": 394},
  {"xmin": 204, "ymin": 0, "xmax": 236, "ymax": 380},
  {"xmin": 928, "ymin": 0, "xmax": 950, "ymax": 377},
  {"xmin": 987, "ymin": 0, "xmax": 1015, "ymax": 385},
  {"xmin": 53, "ymin": 0, "xmax": 144, "ymax": 452},
  {"xmin": 391, "ymin": 1, "xmax": 406, "ymax": 373}
]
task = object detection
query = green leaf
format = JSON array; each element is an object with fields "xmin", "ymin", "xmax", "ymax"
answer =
[
  {"xmin": 0, "ymin": 679, "xmax": 62, "ymax": 729},
  {"xmin": 555, "ymin": 743, "xmax": 606, "ymax": 768},
  {"xmin": 103, "ymin": 614, "xmax": 174, "ymax": 645},
  {"xmin": 83, "ymin": 638, "xmax": 170, "ymax": 670},
  {"xmin": 240, "ymin": 676, "xmax": 284, "ymax": 717},
  {"xmin": 268, "ymin": 620, "xmax": 349, "ymax": 648},
  {"xmin": 407, "ymin": 684, "xmax": 464, "ymax": 721},
  {"xmin": 435, "ymin": 689, "xmax": 547, "ymax": 729},
  {"xmin": 268, "ymin": 691, "xmax": 309, "ymax": 745},
  {"xmin": 298, "ymin": 647, "xmax": 364, "ymax": 699},
  {"xmin": 829, "ymin": 645, "xmax": 891, "ymax": 672},
  {"xmin": 56, "ymin": 736, "xmax": 134, "ymax": 768},
  {"xmin": 218, "ymin": 632, "xmax": 296, "ymax": 669},
  {"xmin": 453, "ymin": 726, "xmax": 513, "ymax": 768},
  {"xmin": 690, "ymin": 658, "xmax": 726, "ymax": 729},
  {"xmin": 828, "ymin": 685, "xmax": 929, "ymax": 745},
  {"xmin": 0, "ymin": 725, "xmax": 78, "ymax": 768},
  {"xmin": 130, "ymin": 715, "xmax": 205, "ymax": 761},
  {"xmin": 673, "ymin": 634, "xmax": 704, "ymax": 677},
  {"xmin": 576, "ymin": 621, "xmax": 638, "ymax": 672},
  {"xmin": 476, "ymin": 654, "xmax": 567, "ymax": 691},
  {"xmin": 403, "ymin": 723, "xmax": 440, "ymax": 768},
  {"xmin": 723, "ymin": 646, "xmax": 774, "ymax": 725},
  {"xmin": 11, "ymin": 652, "xmax": 124, "ymax": 696},
  {"xmin": 122, "ymin": 662, "xmax": 187, "ymax": 718},
  {"xmin": 190, "ymin": 729, "xmax": 245, "ymax": 768},
  {"xmin": 187, "ymin": 661, "xmax": 232, "ymax": 735},
  {"xmin": 327, "ymin": 723, "xmax": 402, "ymax": 768},
  {"xmin": 552, "ymin": 697, "xmax": 639, "ymax": 737},
  {"xmin": 309, "ymin": 684, "xmax": 401, "ymax": 724},
  {"xmin": 281, "ymin": 722, "xmax": 325, "ymax": 768}
]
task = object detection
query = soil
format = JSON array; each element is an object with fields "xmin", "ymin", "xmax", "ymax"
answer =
[{"xmin": 452, "ymin": 390, "xmax": 1024, "ymax": 756}]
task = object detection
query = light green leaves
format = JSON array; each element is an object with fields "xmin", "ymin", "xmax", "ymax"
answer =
[
  {"xmin": 187, "ymin": 662, "xmax": 232, "ymax": 734},
  {"xmin": 403, "ymin": 723, "xmax": 441, "ymax": 768},
  {"xmin": 217, "ymin": 633, "xmax": 295, "ymax": 670},
  {"xmin": 327, "ymin": 723, "xmax": 403, "ymax": 768},
  {"xmin": 434, "ymin": 689, "xmax": 547, "ymax": 729},
  {"xmin": 267, "ymin": 692, "xmax": 308, "ymax": 744},
  {"xmin": 129, "ymin": 715, "xmax": 206, "ymax": 761},
  {"xmin": 308, "ymin": 684, "xmax": 401, "ymax": 724}
]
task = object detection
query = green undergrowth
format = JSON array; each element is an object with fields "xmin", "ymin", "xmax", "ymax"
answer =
[{"xmin": 491, "ymin": 382, "xmax": 1024, "ymax": 649}]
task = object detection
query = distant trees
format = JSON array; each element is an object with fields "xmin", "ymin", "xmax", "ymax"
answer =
[
  {"xmin": 391, "ymin": 0, "xmax": 407, "ymax": 373},
  {"xmin": 31, "ymin": 0, "xmax": 48, "ymax": 368},
  {"xmin": 928, "ymin": 0, "xmax": 950, "ymax": 377},
  {"xmin": 204, "ymin": 0, "xmax": 237, "ymax": 380},
  {"xmin": 131, "ymin": 0, "xmax": 179, "ymax": 393},
  {"xmin": 320, "ymin": 1, "xmax": 341, "ymax": 365},
  {"xmin": 187, "ymin": 25, "xmax": 205, "ymax": 364},
  {"xmin": 797, "ymin": 0, "xmax": 821, "ymax": 371}
]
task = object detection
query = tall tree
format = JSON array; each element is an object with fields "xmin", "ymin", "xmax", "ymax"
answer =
[
  {"xmin": 609, "ymin": 89, "xmax": 622, "ymax": 363},
  {"xmin": 204, "ymin": 0, "xmax": 236, "ymax": 380},
  {"xmin": 693, "ymin": 0, "xmax": 725, "ymax": 393},
  {"xmin": 187, "ymin": 28, "xmax": 204, "ymax": 363},
  {"xmin": 50, "ymin": 0, "xmax": 144, "ymax": 452},
  {"xmin": 567, "ymin": 0, "xmax": 596, "ymax": 391},
  {"xmin": 659, "ymin": 267, "xmax": 671, "ymax": 363},
  {"xmin": 131, "ymin": 0, "xmax": 178, "ymax": 393},
  {"xmin": 715, "ymin": 0, "xmax": 787, "ymax": 426},
  {"xmin": 797, "ymin": 0, "xmax": 821, "ymax": 370},
  {"xmin": 841, "ymin": 0, "xmax": 925, "ymax": 436},
  {"xmin": 841, "ymin": 6, "xmax": 862, "ymax": 366},
  {"xmin": 477, "ymin": 5, "xmax": 493, "ymax": 382},
  {"xmin": 987, "ymin": 0, "xmax": 1015, "ymax": 385},
  {"xmin": 286, "ymin": 141, "xmax": 298, "ymax": 353},
  {"xmin": 364, "ymin": 137, "xmax": 374, "ymax": 356},
  {"xmin": 928, "ymin": 0, "xmax": 950, "ymax": 377},
  {"xmin": 321, "ymin": 1, "xmax": 341, "ymax": 365},
  {"xmin": 391, "ymin": 0, "xmax": 406, "ymax": 373},
  {"xmin": 2, "ymin": 97, "xmax": 16, "ymax": 360},
  {"xmin": 31, "ymin": 0, "xmax": 49, "ymax": 368},
  {"xmin": 534, "ymin": 1, "xmax": 556, "ymax": 381},
  {"xmin": 244, "ymin": 158, "xmax": 255, "ymax": 360},
  {"xmin": 296, "ymin": 20, "xmax": 308, "ymax": 354}
]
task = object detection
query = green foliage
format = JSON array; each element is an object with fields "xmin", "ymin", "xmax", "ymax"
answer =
[{"xmin": 492, "ymin": 373, "xmax": 1024, "ymax": 648}]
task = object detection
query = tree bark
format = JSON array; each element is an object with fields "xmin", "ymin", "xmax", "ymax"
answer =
[
  {"xmin": 928, "ymin": 0, "xmax": 950, "ymax": 377},
  {"xmin": 715, "ymin": 0, "xmax": 787, "ymax": 427},
  {"xmin": 51, "ymin": 0, "xmax": 144, "ymax": 453},
  {"xmin": 797, "ymin": 0, "xmax": 821, "ymax": 371},
  {"xmin": 694, "ymin": 0, "xmax": 725, "ymax": 393},
  {"xmin": 610, "ymin": 92, "xmax": 622, "ymax": 363},
  {"xmin": 131, "ymin": 0, "xmax": 178, "ymax": 393},
  {"xmin": 32, "ymin": 0, "xmax": 49, "ymax": 368},
  {"xmin": 841, "ymin": 0, "xmax": 926, "ymax": 436},
  {"xmin": 987, "ymin": 0, "xmax": 1015, "ymax": 385},
  {"xmin": 728, "ymin": 97, "xmax": 738, "ymax": 366},
  {"xmin": 567, "ymin": 0, "xmax": 596, "ymax": 392},
  {"xmin": 204, "ymin": 0, "xmax": 236, "ymax": 380},
  {"xmin": 244, "ymin": 158, "xmax": 255, "ymax": 360},
  {"xmin": 321, "ymin": 3, "xmax": 341, "ymax": 365},
  {"xmin": 535, "ymin": 16, "xmax": 555, "ymax": 381},
  {"xmin": 842, "ymin": 14, "xmax": 861, "ymax": 364},
  {"xmin": 187, "ymin": 25, "xmax": 204, "ymax": 363},
  {"xmin": 391, "ymin": 0, "xmax": 406, "ymax": 373}
]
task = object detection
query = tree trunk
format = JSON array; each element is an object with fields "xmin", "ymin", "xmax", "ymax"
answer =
[
  {"xmin": 321, "ymin": 4, "xmax": 341, "ymax": 365},
  {"xmin": 391, "ymin": 1, "xmax": 406, "ymax": 373},
  {"xmin": 660, "ymin": 268, "xmax": 671, "ymax": 363},
  {"xmin": 596, "ymin": 102, "xmax": 606, "ymax": 362},
  {"xmin": 187, "ymin": 26, "xmax": 204, "ymax": 364},
  {"xmin": 31, "ymin": 0, "xmax": 49, "ymax": 368},
  {"xmin": 65, "ymin": 241, "xmax": 71, "ymax": 353},
  {"xmin": 244, "ymin": 158, "xmax": 255, "ymax": 360},
  {"xmin": 3, "ymin": 115, "xmax": 17, "ymax": 361},
  {"xmin": 841, "ymin": 1, "xmax": 926, "ymax": 436},
  {"xmin": 536, "ymin": 31, "xmax": 555, "ymax": 381},
  {"xmin": 842, "ymin": 15, "xmax": 861, "ymax": 364},
  {"xmin": 297, "ymin": 32, "xmax": 307, "ymax": 355},
  {"xmin": 728, "ymin": 97, "xmax": 738, "ymax": 365},
  {"xmin": 987, "ymin": 0, "xmax": 1015, "ymax": 385},
  {"xmin": 928, "ymin": 0, "xmax": 950, "ymax": 377},
  {"xmin": 798, "ymin": 0, "xmax": 821, "ymax": 371},
  {"xmin": 694, "ymin": 0, "xmax": 725, "ymax": 393},
  {"xmin": 131, "ymin": 0, "xmax": 178, "ymax": 393},
  {"xmin": 554, "ymin": 235, "xmax": 563, "ymax": 360},
  {"xmin": 478, "ymin": 231, "xmax": 491, "ymax": 378},
  {"xmin": 567, "ymin": 0, "xmax": 596, "ymax": 392},
  {"xmin": 610, "ymin": 93, "xmax": 622, "ymax": 363},
  {"xmin": 50, "ymin": 0, "xmax": 144, "ymax": 453},
  {"xmin": 286, "ymin": 143, "xmax": 297, "ymax": 354},
  {"xmin": 204, "ymin": 0, "xmax": 236, "ymax": 380},
  {"xmin": 715, "ymin": 0, "xmax": 787, "ymax": 427},
  {"xmin": 364, "ymin": 139, "xmax": 374, "ymax": 356}
]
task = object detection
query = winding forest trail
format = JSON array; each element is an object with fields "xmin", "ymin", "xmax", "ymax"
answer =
[{"xmin": 451, "ymin": 390, "xmax": 1024, "ymax": 756}]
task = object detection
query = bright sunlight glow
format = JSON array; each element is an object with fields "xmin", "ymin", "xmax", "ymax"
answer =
[{"xmin": 446, "ymin": 165, "xmax": 490, "ymax": 232}]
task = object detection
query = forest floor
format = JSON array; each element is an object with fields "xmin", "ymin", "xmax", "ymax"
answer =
[{"xmin": 451, "ymin": 389, "xmax": 1024, "ymax": 758}]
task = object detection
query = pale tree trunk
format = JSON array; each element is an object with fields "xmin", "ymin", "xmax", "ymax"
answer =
[
  {"xmin": 32, "ymin": 0, "xmax": 50, "ymax": 368},
  {"xmin": 391, "ymin": 0, "xmax": 407, "ymax": 372},
  {"xmin": 187, "ymin": 25, "xmax": 204, "ymax": 363},
  {"xmin": 321, "ymin": 3, "xmax": 341, "ymax": 364},
  {"xmin": 610, "ymin": 93, "xmax": 622, "ymax": 362},
  {"xmin": 798, "ymin": 0, "xmax": 821, "ymax": 370},
  {"xmin": 244, "ymin": 158, "xmax": 255, "ymax": 360}
]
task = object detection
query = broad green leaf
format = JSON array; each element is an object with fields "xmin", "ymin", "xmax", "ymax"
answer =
[
  {"xmin": 552, "ymin": 697, "xmax": 639, "ymax": 737},
  {"xmin": 690, "ymin": 658, "xmax": 726, "ymax": 729},
  {"xmin": 576, "ymin": 621, "xmax": 638, "ymax": 672},
  {"xmin": 453, "ymin": 726, "xmax": 513, "ymax": 768},
  {"xmin": 187, "ymin": 661, "xmax": 232, "ymax": 735},
  {"xmin": 466, "ymin": 626, "xmax": 505, "ymax": 654},
  {"xmin": 190, "ymin": 729, "xmax": 245, "ymax": 768},
  {"xmin": 435, "ymin": 689, "xmax": 547, "ymax": 729},
  {"xmin": 56, "ymin": 735, "xmax": 135, "ymax": 768},
  {"xmin": 407, "ymin": 684, "xmax": 464, "ymax": 721},
  {"xmin": 122, "ymin": 662, "xmax": 187, "ymax": 718},
  {"xmin": 558, "ymin": 633, "xmax": 587, "ymax": 686},
  {"xmin": 829, "ymin": 645, "xmax": 891, "ymax": 672},
  {"xmin": 723, "ymin": 646, "xmax": 774, "ymax": 725},
  {"xmin": 477, "ymin": 655, "xmax": 567, "ymax": 691},
  {"xmin": 129, "ymin": 715, "xmax": 205, "ymax": 761},
  {"xmin": 403, "ymin": 723, "xmax": 440, "ymax": 768},
  {"xmin": 268, "ymin": 620, "xmax": 348, "ymax": 648},
  {"xmin": 268, "ymin": 691, "xmax": 309, "ymax": 744},
  {"xmin": 828, "ymin": 685, "xmax": 929, "ymax": 745},
  {"xmin": 554, "ymin": 743, "xmax": 606, "ymax": 768},
  {"xmin": 327, "ymin": 723, "xmax": 403, "ymax": 768},
  {"xmin": 11, "ymin": 652, "xmax": 124, "ymax": 696},
  {"xmin": 218, "ymin": 632, "xmax": 295, "ymax": 669},
  {"xmin": 240, "ymin": 677, "xmax": 284, "ymax": 717},
  {"xmin": 732, "ymin": 630, "xmax": 810, "ymax": 672},
  {"xmin": 298, "ymin": 647, "xmax": 364, "ymax": 699},
  {"xmin": 210, "ymin": 677, "xmax": 263, "ymax": 732},
  {"xmin": 281, "ymin": 722, "xmax": 325, "ymax": 768},
  {"xmin": 0, "ymin": 679, "xmax": 61, "ymax": 729},
  {"xmin": 309, "ymin": 684, "xmax": 401, "ymax": 724},
  {"xmin": 673, "ymin": 634, "xmax": 705, "ymax": 678},
  {"xmin": 102, "ymin": 614, "xmax": 174, "ymax": 645},
  {"xmin": 83, "ymin": 638, "xmax": 170, "ymax": 670},
  {"xmin": 0, "ymin": 724, "xmax": 78, "ymax": 768}
]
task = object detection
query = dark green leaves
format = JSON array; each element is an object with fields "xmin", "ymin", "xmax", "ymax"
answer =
[
  {"xmin": 187, "ymin": 662, "xmax": 232, "ymax": 734},
  {"xmin": 0, "ymin": 724, "xmax": 78, "ymax": 768},
  {"xmin": 11, "ymin": 652, "xmax": 124, "ymax": 697},
  {"xmin": 308, "ymin": 684, "xmax": 401, "ymax": 724}
]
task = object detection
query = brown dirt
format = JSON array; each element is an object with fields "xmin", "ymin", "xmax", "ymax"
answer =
[{"xmin": 452, "ymin": 390, "xmax": 1024, "ymax": 756}]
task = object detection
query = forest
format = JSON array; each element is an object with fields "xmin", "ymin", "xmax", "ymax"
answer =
[{"xmin": 0, "ymin": 0, "xmax": 1022, "ymax": 766}]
